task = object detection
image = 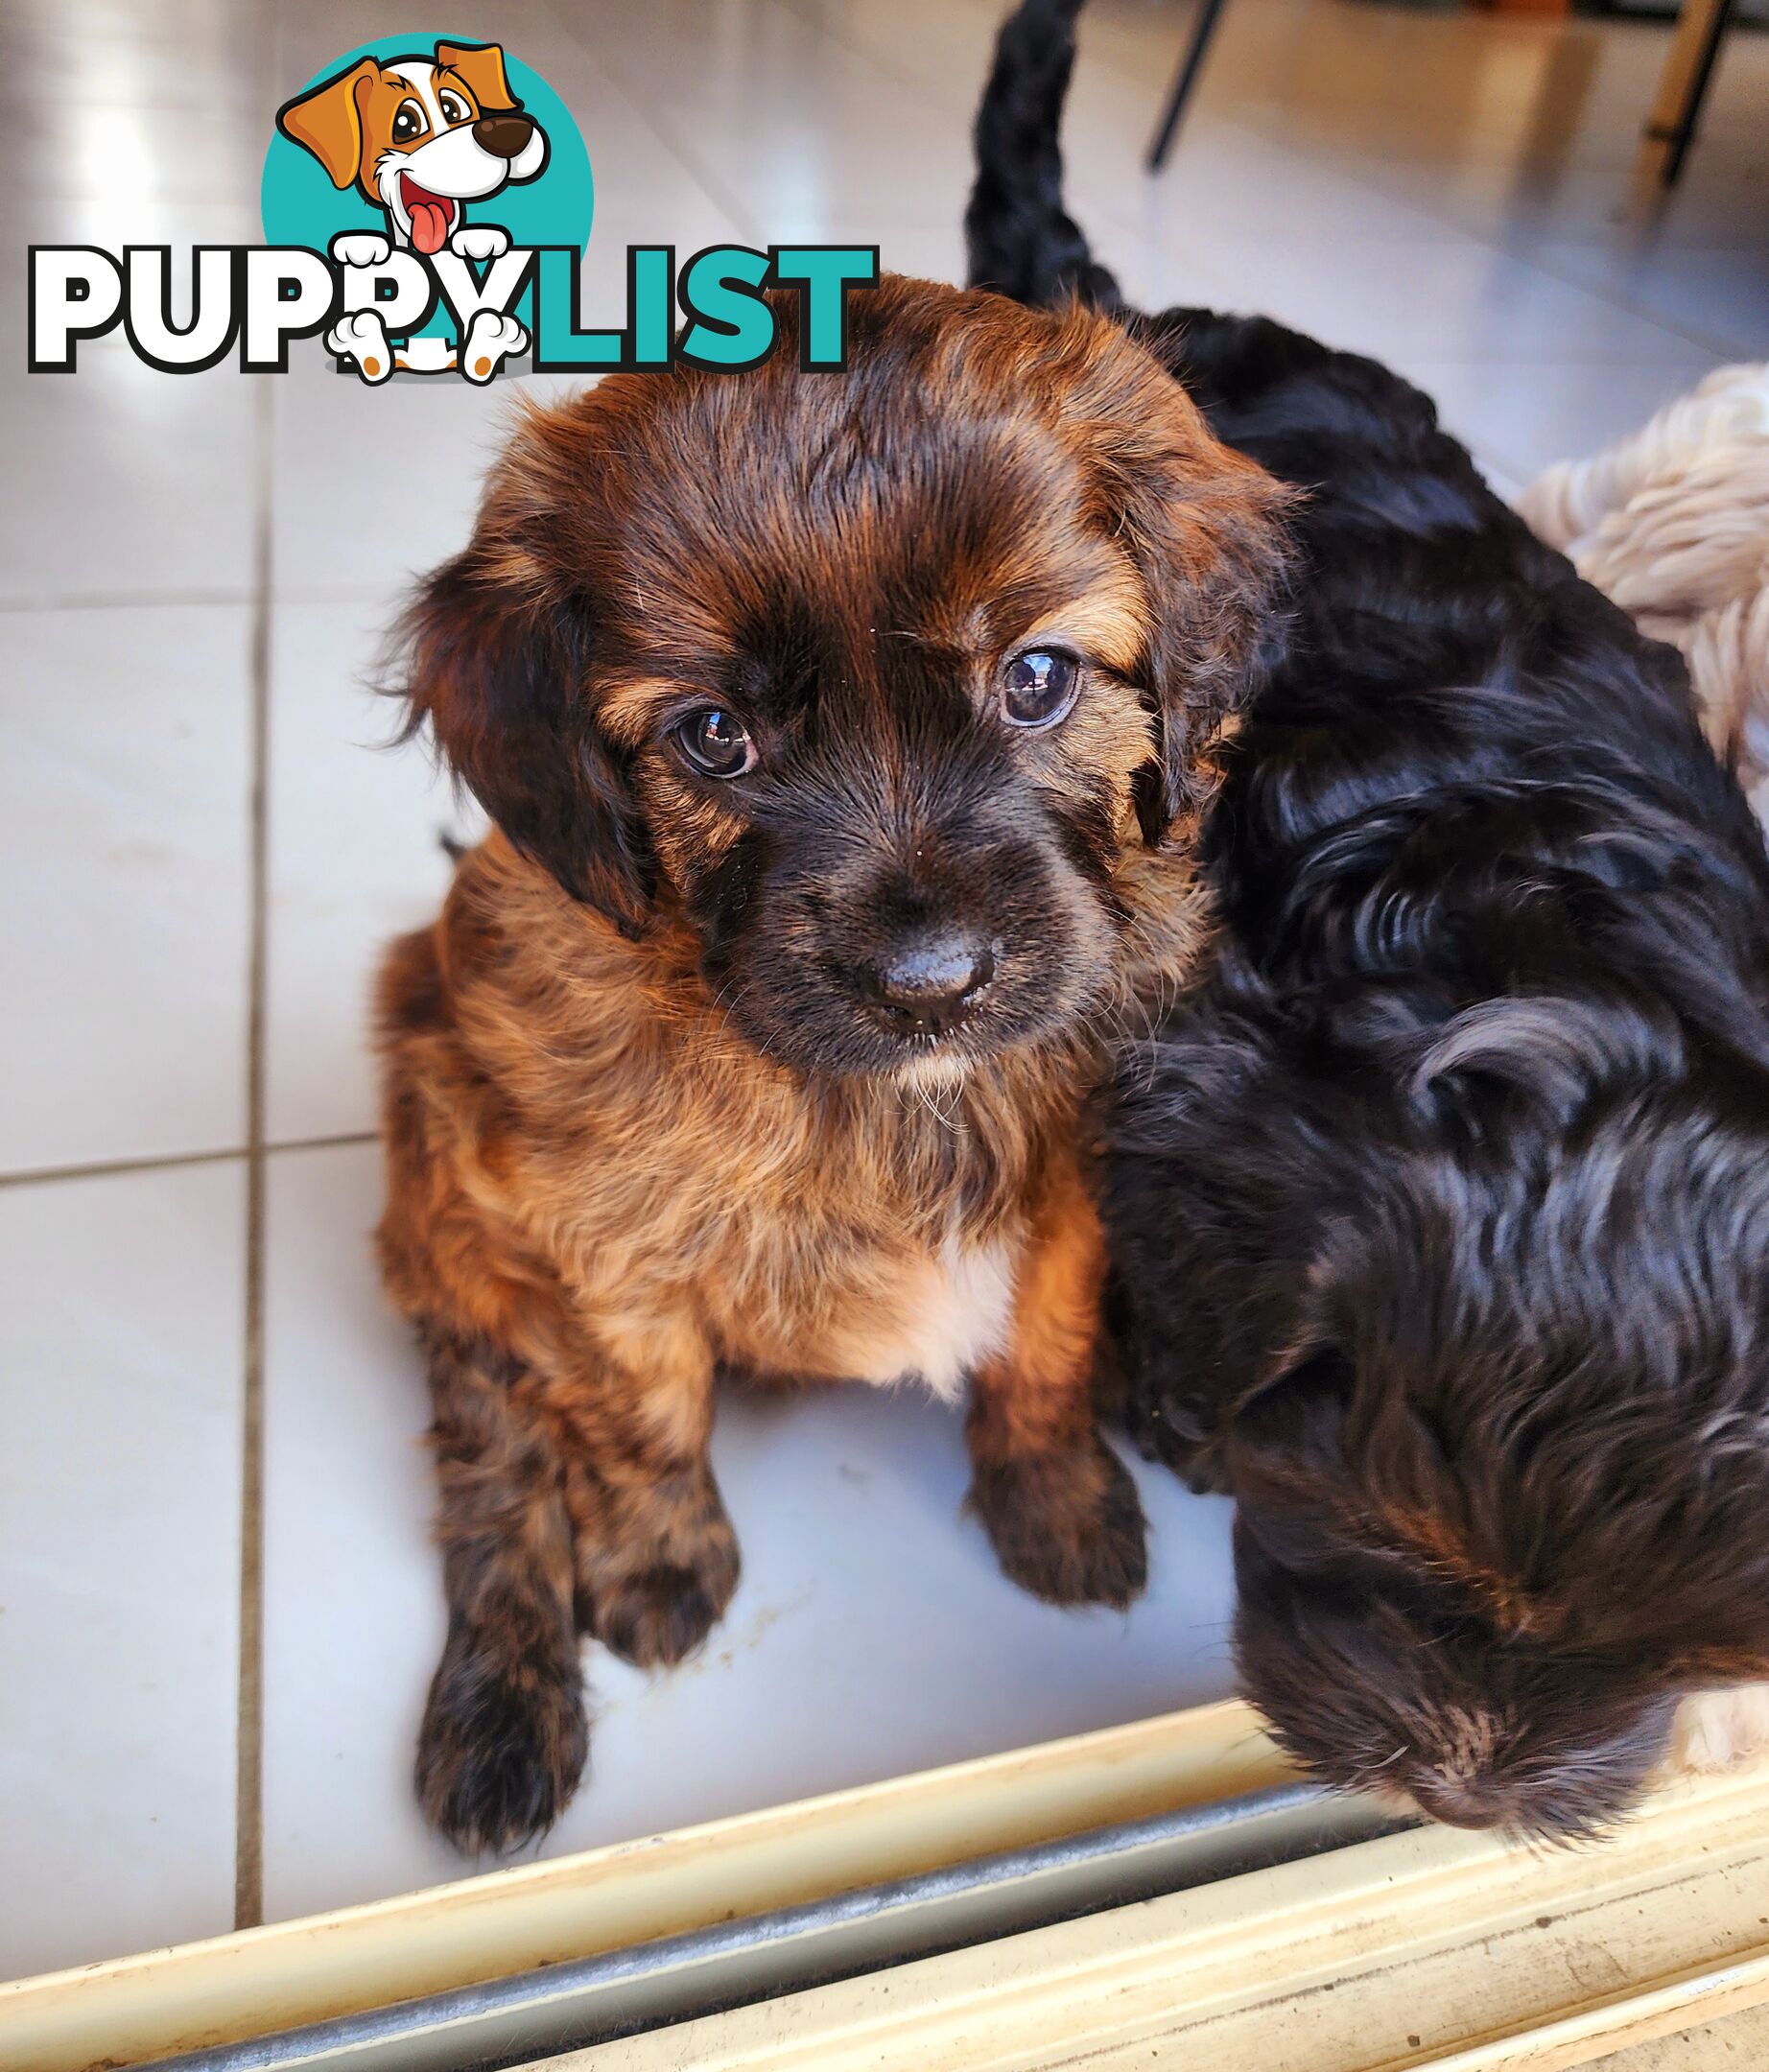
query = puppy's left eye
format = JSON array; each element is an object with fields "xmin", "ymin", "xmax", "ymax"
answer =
[
  {"xmin": 1001, "ymin": 648, "xmax": 1081, "ymax": 729},
  {"xmin": 438, "ymin": 90, "xmax": 471, "ymax": 125},
  {"xmin": 674, "ymin": 707, "xmax": 757, "ymax": 780}
]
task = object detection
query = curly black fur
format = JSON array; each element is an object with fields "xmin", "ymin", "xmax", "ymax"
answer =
[
  {"xmin": 966, "ymin": 0, "xmax": 1120, "ymax": 311},
  {"xmin": 972, "ymin": 0, "xmax": 1769, "ymax": 1838}
]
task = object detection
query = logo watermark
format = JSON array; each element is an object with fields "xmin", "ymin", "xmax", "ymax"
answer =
[{"xmin": 29, "ymin": 35, "xmax": 878, "ymax": 382}]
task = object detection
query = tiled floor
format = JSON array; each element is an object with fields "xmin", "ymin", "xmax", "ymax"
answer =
[{"xmin": 1, "ymin": 0, "xmax": 1763, "ymax": 1987}]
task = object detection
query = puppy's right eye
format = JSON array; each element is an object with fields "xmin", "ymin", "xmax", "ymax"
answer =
[
  {"xmin": 674, "ymin": 707, "xmax": 756, "ymax": 780},
  {"xmin": 391, "ymin": 100, "xmax": 428, "ymax": 144},
  {"xmin": 1001, "ymin": 648, "xmax": 1081, "ymax": 729}
]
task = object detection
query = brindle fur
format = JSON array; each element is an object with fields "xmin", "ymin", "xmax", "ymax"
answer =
[{"xmin": 376, "ymin": 276, "xmax": 1286, "ymax": 1851}]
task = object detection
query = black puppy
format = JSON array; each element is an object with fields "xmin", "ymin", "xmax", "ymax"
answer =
[{"xmin": 971, "ymin": 0, "xmax": 1769, "ymax": 1838}]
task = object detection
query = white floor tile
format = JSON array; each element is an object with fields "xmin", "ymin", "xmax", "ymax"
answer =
[
  {"xmin": 1340, "ymin": 140, "xmax": 1768, "ymax": 265},
  {"xmin": 0, "ymin": 341, "xmax": 259, "ymax": 607},
  {"xmin": 0, "ymin": 28, "xmax": 263, "ymax": 124},
  {"xmin": 1267, "ymin": 141, "xmax": 1766, "ymax": 362},
  {"xmin": 1468, "ymin": 449, "xmax": 1528, "ymax": 507},
  {"xmin": 1170, "ymin": 228, "xmax": 1723, "ymax": 372},
  {"xmin": 0, "ymin": 1161, "xmax": 244, "ymax": 1981},
  {"xmin": 268, "ymin": 362, "xmax": 545, "ymax": 607},
  {"xmin": 1403, "ymin": 358, "xmax": 1719, "ymax": 487},
  {"xmin": 1497, "ymin": 237, "xmax": 1768, "ymax": 366},
  {"xmin": 266, "ymin": 597, "xmax": 483, "ymax": 1143},
  {"xmin": 5, "ymin": 1, "xmax": 262, "ymax": 116},
  {"xmin": 7, "ymin": 100, "xmax": 263, "ymax": 204},
  {"xmin": 276, "ymin": 0, "xmax": 577, "ymax": 87},
  {"xmin": 565, "ymin": 0, "xmax": 981, "ymax": 231},
  {"xmin": 260, "ymin": 1142, "xmax": 1236, "ymax": 1919},
  {"xmin": 0, "ymin": 605, "xmax": 251, "ymax": 1174}
]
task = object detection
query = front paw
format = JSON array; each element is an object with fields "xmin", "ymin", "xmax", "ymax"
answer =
[
  {"xmin": 460, "ymin": 308, "xmax": 528, "ymax": 384},
  {"xmin": 330, "ymin": 231, "xmax": 391, "ymax": 269},
  {"xmin": 450, "ymin": 223, "xmax": 510, "ymax": 261},
  {"xmin": 578, "ymin": 1470, "xmax": 741, "ymax": 1667},
  {"xmin": 415, "ymin": 1622, "xmax": 588, "ymax": 1854},
  {"xmin": 968, "ymin": 1439, "xmax": 1148, "ymax": 1610},
  {"xmin": 324, "ymin": 309, "xmax": 392, "ymax": 384},
  {"xmin": 596, "ymin": 1552, "xmax": 740, "ymax": 1668}
]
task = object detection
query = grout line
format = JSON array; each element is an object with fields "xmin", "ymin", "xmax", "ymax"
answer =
[
  {"xmin": 234, "ymin": 364, "xmax": 274, "ymax": 1937},
  {"xmin": 0, "ymin": 1131, "xmax": 378, "ymax": 1190},
  {"xmin": 0, "ymin": 582, "xmax": 409, "ymax": 616},
  {"xmin": 0, "ymin": 1143, "xmax": 248, "ymax": 1189},
  {"xmin": 267, "ymin": 1128, "xmax": 379, "ymax": 1154},
  {"xmin": 0, "ymin": 586, "xmax": 256, "ymax": 615},
  {"xmin": 231, "ymin": 0, "xmax": 279, "ymax": 1908}
]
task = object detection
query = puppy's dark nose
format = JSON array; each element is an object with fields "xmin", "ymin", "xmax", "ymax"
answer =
[
  {"xmin": 864, "ymin": 931, "xmax": 995, "ymax": 1039},
  {"xmin": 473, "ymin": 112, "xmax": 534, "ymax": 159},
  {"xmin": 1409, "ymin": 1772, "xmax": 1512, "ymax": 1830}
]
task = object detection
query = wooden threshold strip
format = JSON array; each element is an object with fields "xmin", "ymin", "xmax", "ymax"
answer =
[
  {"xmin": 0, "ymin": 1700, "xmax": 1285, "ymax": 2072},
  {"xmin": 552, "ymin": 1750, "xmax": 1769, "ymax": 2072},
  {"xmin": 13, "ymin": 1698, "xmax": 1769, "ymax": 2072}
]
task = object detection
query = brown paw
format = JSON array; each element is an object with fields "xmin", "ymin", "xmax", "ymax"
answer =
[
  {"xmin": 968, "ymin": 1439, "xmax": 1148, "ymax": 1610},
  {"xmin": 585, "ymin": 1489, "xmax": 742, "ymax": 1669},
  {"xmin": 595, "ymin": 1548, "xmax": 741, "ymax": 1667},
  {"xmin": 415, "ymin": 1621, "xmax": 589, "ymax": 1855}
]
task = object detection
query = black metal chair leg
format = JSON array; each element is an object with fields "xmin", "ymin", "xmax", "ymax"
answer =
[{"xmin": 1146, "ymin": 0, "xmax": 1233, "ymax": 172}]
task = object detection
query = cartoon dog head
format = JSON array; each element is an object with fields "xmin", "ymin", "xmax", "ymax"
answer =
[{"xmin": 276, "ymin": 42, "xmax": 550, "ymax": 254}]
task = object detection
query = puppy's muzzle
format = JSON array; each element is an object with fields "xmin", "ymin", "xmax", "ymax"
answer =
[
  {"xmin": 859, "ymin": 929, "xmax": 996, "ymax": 1040},
  {"xmin": 473, "ymin": 112, "xmax": 536, "ymax": 160},
  {"xmin": 1406, "ymin": 1771, "xmax": 1517, "ymax": 1831}
]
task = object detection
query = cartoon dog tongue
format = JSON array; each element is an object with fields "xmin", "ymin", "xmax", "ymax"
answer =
[{"xmin": 403, "ymin": 179, "xmax": 452, "ymax": 255}]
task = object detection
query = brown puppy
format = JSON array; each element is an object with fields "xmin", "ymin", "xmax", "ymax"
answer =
[{"xmin": 376, "ymin": 276, "xmax": 1287, "ymax": 1851}]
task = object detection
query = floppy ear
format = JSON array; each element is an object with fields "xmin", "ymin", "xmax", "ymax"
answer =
[
  {"xmin": 1066, "ymin": 334, "xmax": 1293, "ymax": 845},
  {"xmin": 276, "ymin": 59, "xmax": 376, "ymax": 190},
  {"xmin": 394, "ymin": 468, "xmax": 657, "ymax": 937},
  {"xmin": 1116, "ymin": 419, "xmax": 1292, "ymax": 845},
  {"xmin": 1226, "ymin": 1343, "xmax": 1354, "ymax": 1492},
  {"xmin": 436, "ymin": 40, "xmax": 520, "ymax": 112}
]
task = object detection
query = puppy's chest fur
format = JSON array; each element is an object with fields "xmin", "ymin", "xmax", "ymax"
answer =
[{"xmin": 418, "ymin": 841, "xmax": 1155, "ymax": 1395}]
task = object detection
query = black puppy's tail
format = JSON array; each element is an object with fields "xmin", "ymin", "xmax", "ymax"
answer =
[{"xmin": 965, "ymin": 0, "xmax": 1120, "ymax": 311}]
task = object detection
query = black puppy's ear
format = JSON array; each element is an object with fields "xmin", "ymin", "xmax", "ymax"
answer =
[
  {"xmin": 394, "ymin": 540, "xmax": 656, "ymax": 939},
  {"xmin": 1065, "ymin": 325, "xmax": 1294, "ymax": 846},
  {"xmin": 1225, "ymin": 1343, "xmax": 1354, "ymax": 1492}
]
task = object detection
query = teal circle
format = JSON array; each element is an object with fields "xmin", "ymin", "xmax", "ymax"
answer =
[{"xmin": 261, "ymin": 36, "xmax": 592, "ymax": 346}]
